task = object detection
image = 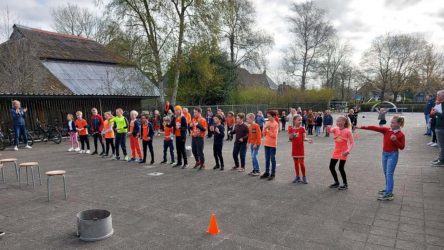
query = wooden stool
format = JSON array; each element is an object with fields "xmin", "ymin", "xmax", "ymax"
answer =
[
  {"xmin": 46, "ymin": 170, "xmax": 67, "ymax": 201},
  {"xmin": 0, "ymin": 158, "xmax": 19, "ymax": 182},
  {"xmin": 18, "ymin": 162, "xmax": 42, "ymax": 189}
]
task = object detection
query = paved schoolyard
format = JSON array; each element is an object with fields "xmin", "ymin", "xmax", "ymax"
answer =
[{"xmin": 0, "ymin": 112, "xmax": 443, "ymax": 250}]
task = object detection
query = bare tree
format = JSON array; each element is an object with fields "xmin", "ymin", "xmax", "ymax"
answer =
[
  {"xmin": 284, "ymin": 0, "xmax": 335, "ymax": 90},
  {"xmin": 318, "ymin": 39, "xmax": 351, "ymax": 89},
  {"xmin": 51, "ymin": 4, "xmax": 98, "ymax": 38},
  {"xmin": 0, "ymin": 6, "xmax": 19, "ymax": 43},
  {"xmin": 418, "ymin": 44, "xmax": 444, "ymax": 94}
]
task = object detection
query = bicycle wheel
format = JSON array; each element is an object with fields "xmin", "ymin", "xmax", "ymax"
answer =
[
  {"xmin": 0, "ymin": 138, "xmax": 5, "ymax": 151},
  {"xmin": 51, "ymin": 129, "xmax": 62, "ymax": 144},
  {"xmin": 27, "ymin": 132, "xmax": 34, "ymax": 146}
]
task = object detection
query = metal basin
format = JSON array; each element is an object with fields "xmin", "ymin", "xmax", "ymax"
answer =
[{"xmin": 77, "ymin": 209, "xmax": 113, "ymax": 241}]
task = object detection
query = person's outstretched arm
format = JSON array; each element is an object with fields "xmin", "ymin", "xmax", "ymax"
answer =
[{"xmin": 357, "ymin": 125, "xmax": 387, "ymax": 134}]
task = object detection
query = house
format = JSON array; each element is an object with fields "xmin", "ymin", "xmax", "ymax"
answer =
[
  {"xmin": 235, "ymin": 68, "xmax": 278, "ymax": 90},
  {"xmin": 0, "ymin": 24, "xmax": 160, "ymax": 129}
]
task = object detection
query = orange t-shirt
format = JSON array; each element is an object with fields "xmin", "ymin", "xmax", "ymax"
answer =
[
  {"xmin": 184, "ymin": 112, "xmax": 192, "ymax": 124},
  {"xmin": 226, "ymin": 116, "xmax": 235, "ymax": 127},
  {"xmin": 129, "ymin": 120, "xmax": 139, "ymax": 137},
  {"xmin": 75, "ymin": 119, "xmax": 88, "ymax": 136},
  {"xmin": 175, "ymin": 117, "xmax": 183, "ymax": 137},
  {"xmin": 263, "ymin": 120, "xmax": 279, "ymax": 148},
  {"xmin": 164, "ymin": 126, "xmax": 173, "ymax": 141},
  {"xmin": 103, "ymin": 120, "xmax": 114, "ymax": 139},
  {"xmin": 191, "ymin": 117, "xmax": 208, "ymax": 138},
  {"xmin": 142, "ymin": 124, "xmax": 150, "ymax": 141},
  {"xmin": 248, "ymin": 123, "xmax": 262, "ymax": 145}
]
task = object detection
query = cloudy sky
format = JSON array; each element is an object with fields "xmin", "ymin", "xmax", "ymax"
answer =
[{"xmin": 2, "ymin": 0, "xmax": 444, "ymax": 79}]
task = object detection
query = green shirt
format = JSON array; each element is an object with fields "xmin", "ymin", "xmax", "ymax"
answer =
[{"xmin": 111, "ymin": 116, "xmax": 129, "ymax": 133}]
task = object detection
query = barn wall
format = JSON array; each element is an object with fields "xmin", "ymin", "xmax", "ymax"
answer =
[{"xmin": 0, "ymin": 96, "xmax": 147, "ymax": 130}]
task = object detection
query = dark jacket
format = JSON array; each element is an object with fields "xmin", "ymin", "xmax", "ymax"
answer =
[
  {"xmin": 230, "ymin": 123, "xmax": 249, "ymax": 143},
  {"xmin": 425, "ymin": 98, "xmax": 435, "ymax": 115},
  {"xmin": 141, "ymin": 122, "xmax": 155, "ymax": 141},
  {"xmin": 10, "ymin": 108, "xmax": 26, "ymax": 126},
  {"xmin": 132, "ymin": 119, "xmax": 142, "ymax": 137},
  {"xmin": 90, "ymin": 114, "xmax": 104, "ymax": 133},
  {"xmin": 67, "ymin": 120, "xmax": 77, "ymax": 132},
  {"xmin": 213, "ymin": 124, "xmax": 225, "ymax": 145},
  {"xmin": 323, "ymin": 115, "xmax": 333, "ymax": 126},
  {"xmin": 315, "ymin": 116, "xmax": 323, "ymax": 126}
]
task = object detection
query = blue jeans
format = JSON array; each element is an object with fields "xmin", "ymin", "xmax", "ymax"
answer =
[
  {"xmin": 382, "ymin": 152, "xmax": 399, "ymax": 195},
  {"xmin": 315, "ymin": 126, "xmax": 321, "ymax": 136},
  {"xmin": 264, "ymin": 146, "xmax": 276, "ymax": 175},
  {"xmin": 425, "ymin": 114, "xmax": 431, "ymax": 134},
  {"xmin": 14, "ymin": 125, "xmax": 28, "ymax": 146},
  {"xmin": 250, "ymin": 144, "xmax": 260, "ymax": 172}
]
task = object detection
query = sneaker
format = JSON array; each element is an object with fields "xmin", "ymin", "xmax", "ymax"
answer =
[
  {"xmin": 427, "ymin": 142, "xmax": 434, "ymax": 146},
  {"xmin": 431, "ymin": 160, "xmax": 444, "ymax": 166},
  {"xmin": 13, "ymin": 146, "xmax": 18, "ymax": 151},
  {"xmin": 260, "ymin": 173, "xmax": 270, "ymax": 179},
  {"xmin": 220, "ymin": 166, "xmax": 224, "ymax": 171},
  {"xmin": 102, "ymin": 154, "xmax": 109, "ymax": 158},
  {"xmin": 378, "ymin": 193, "xmax": 394, "ymax": 201},
  {"xmin": 329, "ymin": 183, "xmax": 340, "ymax": 188},
  {"xmin": 150, "ymin": 160, "xmax": 154, "ymax": 165},
  {"xmin": 111, "ymin": 155, "xmax": 117, "ymax": 160},
  {"xmin": 0, "ymin": 231, "xmax": 5, "ymax": 237},
  {"xmin": 431, "ymin": 143, "xmax": 438, "ymax": 147},
  {"xmin": 378, "ymin": 189, "xmax": 386, "ymax": 195},
  {"xmin": 99, "ymin": 152, "xmax": 105, "ymax": 156},
  {"xmin": 172, "ymin": 163, "xmax": 181, "ymax": 168},
  {"xmin": 91, "ymin": 151, "xmax": 98, "ymax": 155},
  {"xmin": 338, "ymin": 185, "xmax": 348, "ymax": 190},
  {"xmin": 431, "ymin": 159, "xmax": 440, "ymax": 164},
  {"xmin": 247, "ymin": 171, "xmax": 255, "ymax": 175},
  {"xmin": 160, "ymin": 160, "xmax": 167, "ymax": 164},
  {"xmin": 139, "ymin": 160, "xmax": 146, "ymax": 164},
  {"xmin": 213, "ymin": 165, "xmax": 220, "ymax": 170},
  {"xmin": 238, "ymin": 167, "xmax": 245, "ymax": 172},
  {"xmin": 268, "ymin": 175, "xmax": 275, "ymax": 181},
  {"xmin": 301, "ymin": 176, "xmax": 308, "ymax": 184},
  {"xmin": 169, "ymin": 161, "xmax": 175, "ymax": 165},
  {"xmin": 86, "ymin": 150, "xmax": 91, "ymax": 154},
  {"xmin": 181, "ymin": 164, "xmax": 188, "ymax": 169},
  {"xmin": 25, "ymin": 145, "xmax": 32, "ymax": 149},
  {"xmin": 193, "ymin": 162, "xmax": 200, "ymax": 169},
  {"xmin": 68, "ymin": 147, "xmax": 74, "ymax": 152},
  {"xmin": 79, "ymin": 150, "xmax": 84, "ymax": 154},
  {"xmin": 128, "ymin": 158, "xmax": 136, "ymax": 162},
  {"xmin": 231, "ymin": 166, "xmax": 239, "ymax": 171},
  {"xmin": 292, "ymin": 176, "xmax": 301, "ymax": 183},
  {"xmin": 124, "ymin": 155, "xmax": 129, "ymax": 161},
  {"xmin": 74, "ymin": 148, "xmax": 80, "ymax": 152},
  {"xmin": 198, "ymin": 164, "xmax": 206, "ymax": 170},
  {"xmin": 115, "ymin": 156, "xmax": 121, "ymax": 160}
]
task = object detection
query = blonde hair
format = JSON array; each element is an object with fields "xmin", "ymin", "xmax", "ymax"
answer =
[
  {"xmin": 130, "ymin": 110, "xmax": 139, "ymax": 117},
  {"xmin": 67, "ymin": 113, "xmax": 73, "ymax": 119},
  {"xmin": 293, "ymin": 114, "xmax": 302, "ymax": 122},
  {"xmin": 246, "ymin": 113, "xmax": 255, "ymax": 120},
  {"xmin": 76, "ymin": 111, "xmax": 83, "ymax": 116},
  {"xmin": 392, "ymin": 115, "xmax": 405, "ymax": 127},
  {"xmin": 116, "ymin": 108, "xmax": 123, "ymax": 113},
  {"xmin": 104, "ymin": 111, "xmax": 113, "ymax": 119},
  {"xmin": 337, "ymin": 115, "xmax": 352, "ymax": 129}
]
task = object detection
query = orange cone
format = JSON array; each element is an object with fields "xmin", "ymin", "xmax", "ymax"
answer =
[{"xmin": 207, "ymin": 213, "xmax": 220, "ymax": 235}]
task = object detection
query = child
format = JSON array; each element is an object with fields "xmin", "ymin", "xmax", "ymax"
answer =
[
  {"xmin": 211, "ymin": 115, "xmax": 225, "ymax": 170},
  {"xmin": 289, "ymin": 115, "xmax": 312, "ymax": 184},
  {"xmin": 112, "ymin": 108, "xmax": 129, "ymax": 161},
  {"xmin": 348, "ymin": 109, "xmax": 358, "ymax": 131},
  {"xmin": 306, "ymin": 110, "xmax": 314, "ymax": 135},
  {"xmin": 190, "ymin": 107, "xmax": 208, "ymax": 170},
  {"xmin": 66, "ymin": 114, "xmax": 79, "ymax": 152},
  {"xmin": 75, "ymin": 111, "xmax": 90, "ymax": 154},
  {"xmin": 376, "ymin": 108, "xmax": 388, "ymax": 127},
  {"xmin": 161, "ymin": 116, "xmax": 175, "ymax": 164},
  {"xmin": 183, "ymin": 108, "xmax": 192, "ymax": 135},
  {"xmin": 102, "ymin": 112, "xmax": 115, "ymax": 158},
  {"xmin": 206, "ymin": 108, "xmax": 214, "ymax": 138},
  {"xmin": 171, "ymin": 106, "xmax": 188, "ymax": 168},
  {"xmin": 256, "ymin": 111, "xmax": 265, "ymax": 132},
  {"xmin": 128, "ymin": 110, "xmax": 143, "ymax": 162},
  {"xmin": 280, "ymin": 111, "xmax": 287, "ymax": 131},
  {"xmin": 327, "ymin": 116, "xmax": 354, "ymax": 190},
  {"xmin": 357, "ymin": 116, "xmax": 405, "ymax": 201},
  {"xmin": 226, "ymin": 112, "xmax": 235, "ymax": 141},
  {"xmin": 153, "ymin": 110, "xmax": 162, "ymax": 136},
  {"xmin": 230, "ymin": 113, "xmax": 249, "ymax": 171},
  {"xmin": 246, "ymin": 113, "xmax": 262, "ymax": 176},
  {"xmin": 90, "ymin": 108, "xmax": 105, "ymax": 156},
  {"xmin": 323, "ymin": 110, "xmax": 333, "ymax": 137},
  {"xmin": 140, "ymin": 112, "xmax": 155, "ymax": 164},
  {"xmin": 315, "ymin": 112, "xmax": 323, "ymax": 136},
  {"xmin": 260, "ymin": 111, "xmax": 279, "ymax": 180}
]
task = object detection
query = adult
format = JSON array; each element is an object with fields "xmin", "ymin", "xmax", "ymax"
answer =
[
  {"xmin": 256, "ymin": 111, "xmax": 265, "ymax": 131},
  {"xmin": 431, "ymin": 90, "xmax": 444, "ymax": 166},
  {"xmin": 10, "ymin": 100, "xmax": 31, "ymax": 151},
  {"xmin": 424, "ymin": 94, "xmax": 435, "ymax": 136},
  {"xmin": 286, "ymin": 108, "xmax": 297, "ymax": 129},
  {"xmin": 280, "ymin": 111, "xmax": 287, "ymax": 131},
  {"xmin": 90, "ymin": 108, "xmax": 105, "ymax": 155},
  {"xmin": 164, "ymin": 101, "xmax": 174, "ymax": 116}
]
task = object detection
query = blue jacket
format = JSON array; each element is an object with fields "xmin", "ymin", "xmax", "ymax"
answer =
[
  {"xmin": 323, "ymin": 115, "xmax": 333, "ymax": 126},
  {"xmin": 256, "ymin": 116, "xmax": 265, "ymax": 127},
  {"xmin": 425, "ymin": 98, "xmax": 435, "ymax": 115},
  {"xmin": 10, "ymin": 108, "xmax": 26, "ymax": 126},
  {"xmin": 132, "ymin": 119, "xmax": 141, "ymax": 137}
]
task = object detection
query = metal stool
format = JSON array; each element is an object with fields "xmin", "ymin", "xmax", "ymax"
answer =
[
  {"xmin": 0, "ymin": 158, "xmax": 19, "ymax": 182},
  {"xmin": 18, "ymin": 162, "xmax": 42, "ymax": 188},
  {"xmin": 46, "ymin": 170, "xmax": 67, "ymax": 201}
]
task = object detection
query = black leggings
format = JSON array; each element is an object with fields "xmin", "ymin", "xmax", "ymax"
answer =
[
  {"xmin": 142, "ymin": 140, "xmax": 154, "ymax": 163},
  {"xmin": 93, "ymin": 133, "xmax": 105, "ymax": 153},
  {"xmin": 213, "ymin": 143, "xmax": 224, "ymax": 167},
  {"xmin": 79, "ymin": 135, "xmax": 90, "ymax": 150},
  {"xmin": 307, "ymin": 125, "xmax": 313, "ymax": 135},
  {"xmin": 176, "ymin": 137, "xmax": 187, "ymax": 165},
  {"xmin": 329, "ymin": 159, "xmax": 347, "ymax": 185},
  {"xmin": 105, "ymin": 138, "xmax": 115, "ymax": 155}
]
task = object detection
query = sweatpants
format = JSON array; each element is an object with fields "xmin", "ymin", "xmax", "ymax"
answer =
[
  {"xmin": 176, "ymin": 137, "xmax": 187, "ymax": 165},
  {"xmin": 69, "ymin": 132, "xmax": 79, "ymax": 148},
  {"xmin": 142, "ymin": 140, "xmax": 154, "ymax": 163},
  {"xmin": 213, "ymin": 143, "xmax": 224, "ymax": 167},
  {"xmin": 191, "ymin": 137, "xmax": 205, "ymax": 164},
  {"xmin": 436, "ymin": 129, "xmax": 444, "ymax": 161},
  {"xmin": 130, "ymin": 135, "xmax": 142, "ymax": 159},
  {"xmin": 115, "ymin": 133, "xmax": 127, "ymax": 157},
  {"xmin": 93, "ymin": 133, "xmax": 105, "ymax": 153},
  {"xmin": 79, "ymin": 135, "xmax": 90, "ymax": 150},
  {"xmin": 233, "ymin": 142, "xmax": 247, "ymax": 168},
  {"xmin": 329, "ymin": 159, "xmax": 347, "ymax": 185},
  {"xmin": 105, "ymin": 138, "xmax": 115, "ymax": 155}
]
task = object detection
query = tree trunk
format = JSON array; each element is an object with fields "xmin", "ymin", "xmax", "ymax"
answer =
[
  {"xmin": 393, "ymin": 92, "xmax": 398, "ymax": 103},
  {"xmin": 229, "ymin": 33, "xmax": 235, "ymax": 64},
  {"xmin": 171, "ymin": 9, "xmax": 186, "ymax": 106},
  {"xmin": 379, "ymin": 87, "xmax": 385, "ymax": 101},
  {"xmin": 153, "ymin": 49, "xmax": 164, "ymax": 107}
]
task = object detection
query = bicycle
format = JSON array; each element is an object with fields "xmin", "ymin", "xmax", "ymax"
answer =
[
  {"xmin": 0, "ymin": 128, "xmax": 34, "ymax": 150},
  {"xmin": 31, "ymin": 120, "xmax": 62, "ymax": 144}
]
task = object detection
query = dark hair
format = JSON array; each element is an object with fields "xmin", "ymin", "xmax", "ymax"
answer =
[
  {"xmin": 267, "ymin": 111, "xmax": 276, "ymax": 117},
  {"xmin": 194, "ymin": 107, "xmax": 202, "ymax": 113},
  {"xmin": 237, "ymin": 113, "xmax": 245, "ymax": 120},
  {"xmin": 214, "ymin": 114, "xmax": 222, "ymax": 121}
]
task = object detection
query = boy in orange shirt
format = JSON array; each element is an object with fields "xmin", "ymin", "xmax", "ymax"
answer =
[
  {"xmin": 190, "ymin": 107, "xmax": 208, "ymax": 170},
  {"xmin": 260, "ymin": 110, "xmax": 279, "ymax": 180},
  {"xmin": 101, "ymin": 111, "xmax": 115, "ymax": 158},
  {"xmin": 247, "ymin": 113, "xmax": 262, "ymax": 176},
  {"xmin": 161, "ymin": 116, "xmax": 175, "ymax": 164},
  {"xmin": 75, "ymin": 111, "xmax": 90, "ymax": 154}
]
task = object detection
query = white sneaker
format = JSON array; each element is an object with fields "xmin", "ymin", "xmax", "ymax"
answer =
[
  {"xmin": 427, "ymin": 142, "xmax": 434, "ymax": 146},
  {"xmin": 74, "ymin": 148, "xmax": 80, "ymax": 152},
  {"xmin": 431, "ymin": 143, "xmax": 438, "ymax": 147},
  {"xmin": 86, "ymin": 150, "xmax": 91, "ymax": 154},
  {"xmin": 79, "ymin": 150, "xmax": 84, "ymax": 154},
  {"xmin": 13, "ymin": 146, "xmax": 18, "ymax": 151},
  {"xmin": 124, "ymin": 155, "xmax": 129, "ymax": 161},
  {"xmin": 68, "ymin": 147, "xmax": 74, "ymax": 152},
  {"xmin": 25, "ymin": 145, "xmax": 32, "ymax": 149}
]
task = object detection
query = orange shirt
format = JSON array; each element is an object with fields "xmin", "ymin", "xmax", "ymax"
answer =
[
  {"xmin": 191, "ymin": 116, "xmax": 208, "ymax": 138},
  {"xmin": 142, "ymin": 124, "xmax": 149, "ymax": 141},
  {"xmin": 164, "ymin": 126, "xmax": 173, "ymax": 141},
  {"xmin": 129, "ymin": 120, "xmax": 139, "ymax": 136},
  {"xmin": 103, "ymin": 120, "xmax": 115, "ymax": 139},
  {"xmin": 226, "ymin": 116, "xmax": 235, "ymax": 127},
  {"xmin": 175, "ymin": 117, "xmax": 183, "ymax": 137},
  {"xmin": 184, "ymin": 112, "xmax": 192, "ymax": 124},
  {"xmin": 75, "ymin": 119, "xmax": 88, "ymax": 136},
  {"xmin": 263, "ymin": 120, "xmax": 279, "ymax": 148},
  {"xmin": 248, "ymin": 123, "xmax": 262, "ymax": 145}
]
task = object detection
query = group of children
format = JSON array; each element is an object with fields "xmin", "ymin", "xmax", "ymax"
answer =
[{"xmin": 66, "ymin": 105, "xmax": 406, "ymax": 201}]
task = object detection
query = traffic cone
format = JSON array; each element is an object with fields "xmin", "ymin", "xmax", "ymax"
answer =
[{"xmin": 207, "ymin": 213, "xmax": 220, "ymax": 235}]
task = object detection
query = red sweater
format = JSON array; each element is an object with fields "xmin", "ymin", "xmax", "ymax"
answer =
[{"xmin": 360, "ymin": 126, "xmax": 405, "ymax": 152}]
